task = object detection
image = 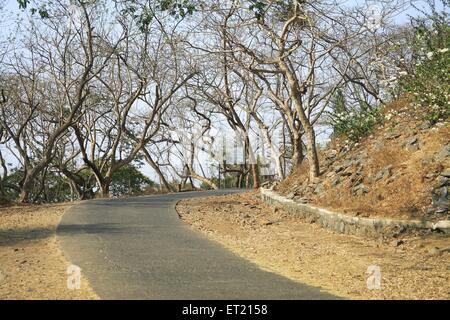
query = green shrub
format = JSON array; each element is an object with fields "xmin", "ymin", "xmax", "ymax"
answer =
[
  {"xmin": 332, "ymin": 107, "xmax": 382, "ymax": 142},
  {"xmin": 329, "ymin": 90, "xmax": 382, "ymax": 142}
]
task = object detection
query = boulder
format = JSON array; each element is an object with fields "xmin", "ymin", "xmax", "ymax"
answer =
[
  {"xmin": 436, "ymin": 144, "xmax": 450, "ymax": 160},
  {"xmin": 331, "ymin": 176, "xmax": 341, "ymax": 187},
  {"xmin": 386, "ymin": 131, "xmax": 401, "ymax": 140},
  {"xmin": 286, "ymin": 192, "xmax": 296, "ymax": 199},
  {"xmin": 314, "ymin": 183, "xmax": 325, "ymax": 194},
  {"xmin": 353, "ymin": 183, "xmax": 369, "ymax": 196},
  {"xmin": 440, "ymin": 170, "xmax": 450, "ymax": 178},
  {"xmin": 405, "ymin": 135, "xmax": 420, "ymax": 151},
  {"xmin": 373, "ymin": 165, "xmax": 393, "ymax": 182},
  {"xmin": 417, "ymin": 122, "xmax": 431, "ymax": 130},
  {"xmin": 431, "ymin": 186, "xmax": 449, "ymax": 209},
  {"xmin": 325, "ymin": 149, "xmax": 338, "ymax": 159},
  {"xmin": 435, "ymin": 176, "xmax": 449, "ymax": 188}
]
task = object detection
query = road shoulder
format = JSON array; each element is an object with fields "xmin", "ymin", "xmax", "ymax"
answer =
[
  {"xmin": 177, "ymin": 191, "xmax": 450, "ymax": 299},
  {"xmin": 0, "ymin": 203, "xmax": 98, "ymax": 299}
]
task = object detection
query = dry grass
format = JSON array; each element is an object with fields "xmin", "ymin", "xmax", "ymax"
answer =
[
  {"xmin": 177, "ymin": 192, "xmax": 450, "ymax": 300},
  {"xmin": 0, "ymin": 203, "xmax": 98, "ymax": 300}
]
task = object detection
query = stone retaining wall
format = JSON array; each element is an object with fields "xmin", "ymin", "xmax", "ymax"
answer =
[{"xmin": 260, "ymin": 188, "xmax": 450, "ymax": 237}]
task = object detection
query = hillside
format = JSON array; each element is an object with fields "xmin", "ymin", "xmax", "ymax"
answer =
[{"xmin": 275, "ymin": 99, "xmax": 449, "ymax": 221}]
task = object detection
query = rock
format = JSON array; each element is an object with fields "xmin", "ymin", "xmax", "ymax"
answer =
[
  {"xmin": 261, "ymin": 181, "xmax": 272, "ymax": 188},
  {"xmin": 294, "ymin": 196, "xmax": 309, "ymax": 204},
  {"xmin": 269, "ymin": 181, "xmax": 280, "ymax": 190},
  {"xmin": 433, "ymin": 220, "xmax": 450, "ymax": 231},
  {"xmin": 387, "ymin": 132, "xmax": 401, "ymax": 140},
  {"xmin": 418, "ymin": 122, "xmax": 431, "ymax": 130},
  {"xmin": 392, "ymin": 225, "xmax": 407, "ymax": 238},
  {"xmin": 353, "ymin": 183, "xmax": 369, "ymax": 196},
  {"xmin": 436, "ymin": 144, "xmax": 450, "ymax": 160},
  {"xmin": 345, "ymin": 159, "xmax": 358, "ymax": 167},
  {"xmin": 435, "ymin": 208, "xmax": 448, "ymax": 215},
  {"xmin": 435, "ymin": 176, "xmax": 449, "ymax": 188},
  {"xmin": 314, "ymin": 183, "xmax": 325, "ymax": 194},
  {"xmin": 286, "ymin": 192, "xmax": 295, "ymax": 199},
  {"xmin": 341, "ymin": 166, "xmax": 356, "ymax": 177},
  {"xmin": 355, "ymin": 151, "xmax": 368, "ymax": 161},
  {"xmin": 350, "ymin": 174, "xmax": 363, "ymax": 185},
  {"xmin": 374, "ymin": 165, "xmax": 393, "ymax": 182},
  {"xmin": 407, "ymin": 135, "xmax": 419, "ymax": 145},
  {"xmin": 424, "ymin": 173, "xmax": 437, "ymax": 180},
  {"xmin": 262, "ymin": 220, "xmax": 277, "ymax": 226},
  {"xmin": 406, "ymin": 144, "xmax": 420, "ymax": 151},
  {"xmin": 392, "ymin": 239, "xmax": 404, "ymax": 247},
  {"xmin": 428, "ymin": 247, "xmax": 441, "ymax": 256},
  {"xmin": 440, "ymin": 170, "xmax": 450, "ymax": 178},
  {"xmin": 331, "ymin": 176, "xmax": 341, "ymax": 186},
  {"xmin": 403, "ymin": 135, "xmax": 420, "ymax": 151},
  {"xmin": 325, "ymin": 149, "xmax": 338, "ymax": 159},
  {"xmin": 432, "ymin": 186, "xmax": 449, "ymax": 209},
  {"xmin": 326, "ymin": 171, "xmax": 335, "ymax": 178},
  {"xmin": 337, "ymin": 159, "xmax": 354, "ymax": 171}
]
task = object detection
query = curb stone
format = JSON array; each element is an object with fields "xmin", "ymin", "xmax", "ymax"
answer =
[{"xmin": 260, "ymin": 188, "xmax": 450, "ymax": 237}]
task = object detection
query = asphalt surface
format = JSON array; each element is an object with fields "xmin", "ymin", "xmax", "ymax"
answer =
[{"xmin": 57, "ymin": 190, "xmax": 338, "ymax": 299}]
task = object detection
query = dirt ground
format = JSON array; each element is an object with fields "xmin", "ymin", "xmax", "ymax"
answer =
[
  {"xmin": 177, "ymin": 192, "xmax": 450, "ymax": 300},
  {"xmin": 0, "ymin": 203, "xmax": 98, "ymax": 299}
]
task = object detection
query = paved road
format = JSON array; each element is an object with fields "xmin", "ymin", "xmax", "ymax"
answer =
[{"xmin": 57, "ymin": 190, "xmax": 338, "ymax": 299}]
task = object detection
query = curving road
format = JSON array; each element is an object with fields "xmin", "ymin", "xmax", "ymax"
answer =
[{"xmin": 57, "ymin": 190, "xmax": 338, "ymax": 299}]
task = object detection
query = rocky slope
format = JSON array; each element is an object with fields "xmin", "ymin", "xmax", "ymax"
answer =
[{"xmin": 275, "ymin": 99, "xmax": 449, "ymax": 221}]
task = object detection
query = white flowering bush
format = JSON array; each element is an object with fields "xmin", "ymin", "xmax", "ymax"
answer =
[
  {"xmin": 400, "ymin": 4, "xmax": 450, "ymax": 124},
  {"xmin": 402, "ymin": 46, "xmax": 450, "ymax": 124},
  {"xmin": 332, "ymin": 108, "xmax": 382, "ymax": 142},
  {"xmin": 330, "ymin": 93, "xmax": 383, "ymax": 143}
]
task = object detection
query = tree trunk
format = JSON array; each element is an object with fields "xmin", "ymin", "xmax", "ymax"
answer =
[
  {"xmin": 18, "ymin": 173, "xmax": 35, "ymax": 203},
  {"xmin": 278, "ymin": 60, "xmax": 320, "ymax": 180},
  {"xmin": 250, "ymin": 163, "xmax": 260, "ymax": 189},
  {"xmin": 189, "ymin": 170, "xmax": 218, "ymax": 190},
  {"xmin": 304, "ymin": 124, "xmax": 320, "ymax": 180},
  {"xmin": 18, "ymin": 188, "xmax": 30, "ymax": 203},
  {"xmin": 100, "ymin": 181, "xmax": 110, "ymax": 198},
  {"xmin": 142, "ymin": 148, "xmax": 175, "ymax": 192},
  {"xmin": 291, "ymin": 131, "xmax": 304, "ymax": 173}
]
